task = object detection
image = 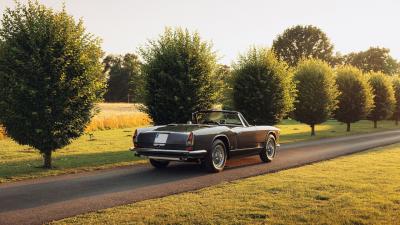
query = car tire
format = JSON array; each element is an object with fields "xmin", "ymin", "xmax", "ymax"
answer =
[
  {"xmin": 149, "ymin": 159, "xmax": 170, "ymax": 169},
  {"xmin": 260, "ymin": 134, "xmax": 276, "ymax": 163},
  {"xmin": 203, "ymin": 139, "xmax": 227, "ymax": 173}
]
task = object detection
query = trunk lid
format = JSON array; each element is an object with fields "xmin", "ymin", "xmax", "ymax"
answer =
[{"xmin": 136, "ymin": 124, "xmax": 211, "ymax": 149}]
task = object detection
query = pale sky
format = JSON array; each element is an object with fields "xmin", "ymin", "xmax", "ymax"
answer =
[{"xmin": 1, "ymin": 0, "xmax": 399, "ymax": 64}]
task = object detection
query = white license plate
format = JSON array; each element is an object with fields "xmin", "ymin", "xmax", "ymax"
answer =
[{"xmin": 154, "ymin": 133, "xmax": 168, "ymax": 144}]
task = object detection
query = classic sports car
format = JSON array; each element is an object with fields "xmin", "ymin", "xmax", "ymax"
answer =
[{"xmin": 132, "ymin": 110, "xmax": 280, "ymax": 172}]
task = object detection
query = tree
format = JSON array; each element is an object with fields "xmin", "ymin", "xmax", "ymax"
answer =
[
  {"xmin": 272, "ymin": 25, "xmax": 335, "ymax": 67},
  {"xmin": 367, "ymin": 72, "xmax": 395, "ymax": 128},
  {"xmin": 293, "ymin": 59, "xmax": 338, "ymax": 136},
  {"xmin": 232, "ymin": 48, "xmax": 295, "ymax": 125},
  {"xmin": 392, "ymin": 76, "xmax": 400, "ymax": 125},
  {"xmin": 140, "ymin": 27, "xmax": 217, "ymax": 124},
  {"xmin": 344, "ymin": 47, "xmax": 399, "ymax": 75},
  {"xmin": 333, "ymin": 66, "xmax": 374, "ymax": 131},
  {"xmin": 0, "ymin": 2, "xmax": 105, "ymax": 168},
  {"xmin": 103, "ymin": 53, "xmax": 144, "ymax": 103}
]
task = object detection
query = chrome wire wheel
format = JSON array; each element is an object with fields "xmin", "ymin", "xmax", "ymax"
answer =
[
  {"xmin": 260, "ymin": 135, "xmax": 276, "ymax": 163},
  {"xmin": 266, "ymin": 138, "xmax": 276, "ymax": 158},
  {"xmin": 212, "ymin": 144, "xmax": 226, "ymax": 169}
]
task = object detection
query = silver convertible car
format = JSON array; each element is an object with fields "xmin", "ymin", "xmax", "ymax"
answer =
[{"xmin": 132, "ymin": 110, "xmax": 280, "ymax": 172}]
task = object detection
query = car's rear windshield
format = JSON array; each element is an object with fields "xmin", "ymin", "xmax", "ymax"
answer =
[{"xmin": 194, "ymin": 112, "xmax": 243, "ymax": 126}]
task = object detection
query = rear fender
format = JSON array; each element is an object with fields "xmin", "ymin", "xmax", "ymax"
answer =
[{"xmin": 212, "ymin": 135, "xmax": 231, "ymax": 158}]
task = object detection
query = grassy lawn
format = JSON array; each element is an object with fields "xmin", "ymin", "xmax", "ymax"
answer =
[
  {"xmin": 0, "ymin": 119, "xmax": 399, "ymax": 183},
  {"xmin": 0, "ymin": 128, "xmax": 144, "ymax": 183},
  {"xmin": 276, "ymin": 119, "xmax": 400, "ymax": 143},
  {"xmin": 52, "ymin": 143, "xmax": 400, "ymax": 225}
]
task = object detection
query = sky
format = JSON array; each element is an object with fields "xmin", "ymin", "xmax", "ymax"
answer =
[{"xmin": 0, "ymin": 0, "xmax": 399, "ymax": 64}]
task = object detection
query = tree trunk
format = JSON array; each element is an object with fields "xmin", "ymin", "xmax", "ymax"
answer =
[
  {"xmin": 374, "ymin": 120, "xmax": 377, "ymax": 128},
  {"xmin": 43, "ymin": 151, "xmax": 52, "ymax": 169},
  {"xmin": 311, "ymin": 124, "xmax": 315, "ymax": 136},
  {"xmin": 346, "ymin": 122, "xmax": 351, "ymax": 132},
  {"xmin": 396, "ymin": 118, "xmax": 398, "ymax": 126}
]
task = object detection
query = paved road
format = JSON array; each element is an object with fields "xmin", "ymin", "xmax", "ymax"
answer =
[{"xmin": 1, "ymin": 130, "xmax": 400, "ymax": 225}]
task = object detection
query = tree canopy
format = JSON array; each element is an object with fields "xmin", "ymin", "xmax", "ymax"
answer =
[
  {"xmin": 0, "ymin": 1, "xmax": 105, "ymax": 168},
  {"xmin": 103, "ymin": 53, "xmax": 144, "ymax": 103},
  {"xmin": 293, "ymin": 59, "xmax": 338, "ymax": 135},
  {"xmin": 272, "ymin": 25, "xmax": 335, "ymax": 67},
  {"xmin": 344, "ymin": 47, "xmax": 399, "ymax": 75},
  {"xmin": 367, "ymin": 72, "xmax": 395, "ymax": 128},
  {"xmin": 140, "ymin": 27, "xmax": 217, "ymax": 124},
  {"xmin": 232, "ymin": 48, "xmax": 295, "ymax": 125},
  {"xmin": 333, "ymin": 66, "xmax": 374, "ymax": 131}
]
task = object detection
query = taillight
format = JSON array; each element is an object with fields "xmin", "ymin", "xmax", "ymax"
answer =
[{"xmin": 186, "ymin": 132, "xmax": 194, "ymax": 146}]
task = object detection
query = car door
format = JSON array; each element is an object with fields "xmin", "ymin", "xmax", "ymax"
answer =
[{"xmin": 230, "ymin": 125, "xmax": 260, "ymax": 156}]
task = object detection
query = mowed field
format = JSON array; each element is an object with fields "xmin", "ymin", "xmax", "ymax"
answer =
[
  {"xmin": 1, "ymin": 103, "xmax": 400, "ymax": 183},
  {"xmin": 52, "ymin": 143, "xmax": 400, "ymax": 225}
]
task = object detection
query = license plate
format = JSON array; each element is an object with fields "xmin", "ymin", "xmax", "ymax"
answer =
[{"xmin": 154, "ymin": 133, "xmax": 168, "ymax": 144}]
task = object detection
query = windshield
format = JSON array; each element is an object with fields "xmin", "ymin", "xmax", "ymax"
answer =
[{"xmin": 194, "ymin": 111, "xmax": 244, "ymax": 126}]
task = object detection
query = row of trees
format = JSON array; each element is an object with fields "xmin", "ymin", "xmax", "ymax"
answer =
[
  {"xmin": 232, "ymin": 48, "xmax": 399, "ymax": 135},
  {"xmin": 0, "ymin": 2, "xmax": 399, "ymax": 167},
  {"xmin": 140, "ymin": 28, "xmax": 400, "ymax": 136},
  {"xmin": 104, "ymin": 25, "xmax": 400, "ymax": 104}
]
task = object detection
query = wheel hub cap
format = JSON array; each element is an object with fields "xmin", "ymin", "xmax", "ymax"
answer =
[{"xmin": 212, "ymin": 145, "xmax": 225, "ymax": 168}]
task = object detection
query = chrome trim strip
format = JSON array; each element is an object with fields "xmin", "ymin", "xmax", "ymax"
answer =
[
  {"xmin": 136, "ymin": 149, "xmax": 207, "ymax": 154},
  {"xmin": 148, "ymin": 156, "xmax": 181, "ymax": 161},
  {"xmin": 230, "ymin": 147, "xmax": 261, "ymax": 152},
  {"xmin": 142, "ymin": 131, "xmax": 192, "ymax": 135}
]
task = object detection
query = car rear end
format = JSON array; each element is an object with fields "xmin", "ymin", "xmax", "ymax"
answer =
[{"xmin": 132, "ymin": 129, "xmax": 207, "ymax": 161}]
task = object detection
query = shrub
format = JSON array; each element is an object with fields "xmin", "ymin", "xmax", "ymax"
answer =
[
  {"xmin": 141, "ymin": 27, "xmax": 217, "ymax": 124},
  {"xmin": 367, "ymin": 72, "xmax": 395, "ymax": 128},
  {"xmin": 293, "ymin": 59, "xmax": 338, "ymax": 135},
  {"xmin": 334, "ymin": 66, "xmax": 374, "ymax": 131},
  {"xmin": 232, "ymin": 48, "xmax": 295, "ymax": 125}
]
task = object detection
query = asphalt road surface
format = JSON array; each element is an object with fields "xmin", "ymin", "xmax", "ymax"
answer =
[{"xmin": 1, "ymin": 129, "xmax": 400, "ymax": 225}]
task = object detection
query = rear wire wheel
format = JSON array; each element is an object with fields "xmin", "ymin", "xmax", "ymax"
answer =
[
  {"xmin": 203, "ymin": 140, "xmax": 227, "ymax": 173},
  {"xmin": 260, "ymin": 134, "xmax": 276, "ymax": 163}
]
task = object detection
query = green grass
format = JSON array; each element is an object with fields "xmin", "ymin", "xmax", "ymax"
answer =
[
  {"xmin": 0, "ymin": 128, "xmax": 144, "ymax": 183},
  {"xmin": 0, "ymin": 119, "xmax": 399, "ymax": 183},
  {"xmin": 52, "ymin": 144, "xmax": 400, "ymax": 225},
  {"xmin": 277, "ymin": 119, "xmax": 399, "ymax": 143}
]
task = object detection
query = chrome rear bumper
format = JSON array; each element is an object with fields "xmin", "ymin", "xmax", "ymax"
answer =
[{"xmin": 132, "ymin": 147, "xmax": 207, "ymax": 161}]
